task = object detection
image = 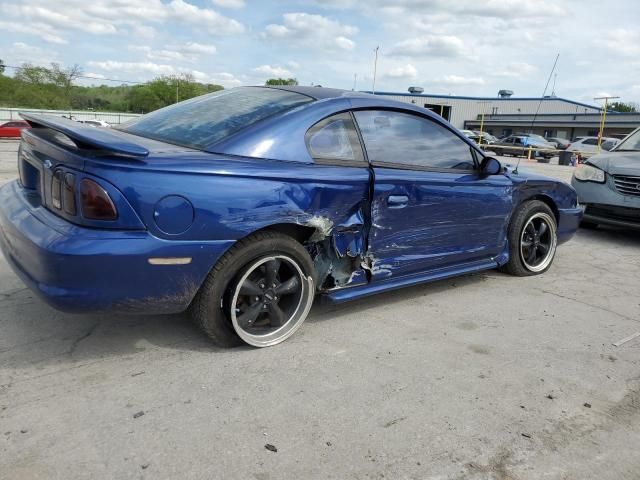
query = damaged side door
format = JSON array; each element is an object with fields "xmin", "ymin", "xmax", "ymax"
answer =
[
  {"xmin": 302, "ymin": 112, "xmax": 372, "ymax": 290},
  {"xmin": 351, "ymin": 108, "xmax": 513, "ymax": 280}
]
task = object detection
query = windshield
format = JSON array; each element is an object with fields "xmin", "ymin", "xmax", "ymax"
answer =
[
  {"xmin": 119, "ymin": 87, "xmax": 314, "ymax": 150},
  {"xmin": 615, "ymin": 128, "xmax": 640, "ymax": 151}
]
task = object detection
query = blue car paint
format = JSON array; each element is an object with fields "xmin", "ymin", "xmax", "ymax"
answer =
[
  {"xmin": 0, "ymin": 87, "xmax": 581, "ymax": 314},
  {"xmin": 369, "ymin": 168, "xmax": 514, "ymax": 279}
]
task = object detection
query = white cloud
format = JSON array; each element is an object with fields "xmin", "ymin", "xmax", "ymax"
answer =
[
  {"xmin": 436, "ymin": 75, "xmax": 486, "ymax": 86},
  {"xmin": 287, "ymin": 61, "xmax": 301, "ymax": 69},
  {"xmin": 8, "ymin": 42, "xmax": 59, "ymax": 65},
  {"xmin": 210, "ymin": 0, "xmax": 245, "ymax": 8},
  {"xmin": 263, "ymin": 12, "xmax": 358, "ymax": 51},
  {"xmin": 493, "ymin": 62, "xmax": 537, "ymax": 78},
  {"xmin": 86, "ymin": 59, "xmax": 242, "ymax": 87},
  {"xmin": 335, "ymin": 36, "xmax": 355, "ymax": 50},
  {"xmin": 253, "ymin": 65, "xmax": 293, "ymax": 77},
  {"xmin": 388, "ymin": 34, "xmax": 466, "ymax": 57},
  {"xmin": 129, "ymin": 42, "xmax": 217, "ymax": 63},
  {"xmin": 84, "ymin": 72, "xmax": 106, "ymax": 79},
  {"xmin": 0, "ymin": 0, "xmax": 244, "ymax": 45},
  {"xmin": 312, "ymin": 0, "xmax": 564, "ymax": 19},
  {"xmin": 0, "ymin": 20, "xmax": 67, "ymax": 44},
  {"xmin": 167, "ymin": 0, "xmax": 244, "ymax": 34},
  {"xmin": 604, "ymin": 29, "xmax": 640, "ymax": 57},
  {"xmin": 385, "ymin": 64, "xmax": 418, "ymax": 79}
]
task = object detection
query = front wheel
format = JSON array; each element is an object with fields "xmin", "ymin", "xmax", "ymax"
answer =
[
  {"xmin": 500, "ymin": 201, "xmax": 558, "ymax": 276},
  {"xmin": 190, "ymin": 231, "xmax": 315, "ymax": 347}
]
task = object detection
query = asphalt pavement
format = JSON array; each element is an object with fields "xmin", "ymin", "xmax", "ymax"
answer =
[{"xmin": 1, "ymin": 139, "xmax": 639, "ymax": 479}]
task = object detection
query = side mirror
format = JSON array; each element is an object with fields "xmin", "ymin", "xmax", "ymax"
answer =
[{"xmin": 480, "ymin": 156, "xmax": 502, "ymax": 175}]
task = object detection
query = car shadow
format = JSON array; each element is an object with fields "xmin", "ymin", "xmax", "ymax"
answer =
[
  {"xmin": 0, "ymin": 271, "xmax": 488, "ymax": 370},
  {"xmin": 576, "ymin": 224, "xmax": 640, "ymax": 245}
]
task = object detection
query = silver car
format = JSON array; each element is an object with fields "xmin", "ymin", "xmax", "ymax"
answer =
[{"xmin": 571, "ymin": 127, "xmax": 640, "ymax": 229}]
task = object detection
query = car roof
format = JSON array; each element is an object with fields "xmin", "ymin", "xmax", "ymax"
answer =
[{"xmin": 262, "ymin": 85, "xmax": 372, "ymax": 100}]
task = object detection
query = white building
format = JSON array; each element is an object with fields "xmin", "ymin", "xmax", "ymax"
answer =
[{"xmin": 371, "ymin": 90, "xmax": 640, "ymax": 140}]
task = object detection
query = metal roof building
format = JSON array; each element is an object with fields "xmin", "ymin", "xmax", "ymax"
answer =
[{"xmin": 370, "ymin": 91, "xmax": 640, "ymax": 140}]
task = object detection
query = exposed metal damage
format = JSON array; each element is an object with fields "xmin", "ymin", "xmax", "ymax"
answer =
[{"xmin": 301, "ymin": 212, "xmax": 371, "ymax": 291}]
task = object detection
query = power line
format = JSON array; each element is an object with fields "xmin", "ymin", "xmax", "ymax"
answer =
[{"xmin": 1, "ymin": 64, "xmax": 142, "ymax": 84}]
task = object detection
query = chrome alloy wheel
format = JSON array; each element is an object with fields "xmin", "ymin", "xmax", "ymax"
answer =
[
  {"xmin": 229, "ymin": 255, "xmax": 314, "ymax": 347},
  {"xmin": 519, "ymin": 212, "xmax": 557, "ymax": 273}
]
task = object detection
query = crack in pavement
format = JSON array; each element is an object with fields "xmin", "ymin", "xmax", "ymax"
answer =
[
  {"xmin": 537, "ymin": 288, "xmax": 638, "ymax": 323},
  {"xmin": 67, "ymin": 322, "xmax": 100, "ymax": 357}
]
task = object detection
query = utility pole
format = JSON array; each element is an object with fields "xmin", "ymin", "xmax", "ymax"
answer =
[
  {"xmin": 476, "ymin": 101, "xmax": 492, "ymax": 146},
  {"xmin": 594, "ymin": 95, "xmax": 620, "ymax": 153},
  {"xmin": 372, "ymin": 46, "xmax": 379, "ymax": 94},
  {"xmin": 176, "ymin": 76, "xmax": 179, "ymax": 103},
  {"xmin": 353, "ymin": 73, "xmax": 357, "ymax": 91}
]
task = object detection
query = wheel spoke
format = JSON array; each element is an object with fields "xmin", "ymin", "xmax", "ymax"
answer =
[
  {"xmin": 268, "ymin": 303, "xmax": 286, "ymax": 327},
  {"xmin": 527, "ymin": 245, "xmax": 538, "ymax": 264},
  {"xmin": 264, "ymin": 259, "xmax": 281, "ymax": 287},
  {"xmin": 522, "ymin": 239, "xmax": 533, "ymax": 248},
  {"xmin": 525, "ymin": 223, "xmax": 536, "ymax": 236},
  {"xmin": 538, "ymin": 221, "xmax": 548, "ymax": 237},
  {"xmin": 239, "ymin": 279, "xmax": 263, "ymax": 296},
  {"xmin": 275, "ymin": 275, "xmax": 300, "ymax": 296},
  {"xmin": 538, "ymin": 243, "xmax": 549, "ymax": 254},
  {"xmin": 238, "ymin": 301, "xmax": 263, "ymax": 328}
]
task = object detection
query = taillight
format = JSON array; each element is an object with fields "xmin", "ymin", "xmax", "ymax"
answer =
[
  {"xmin": 63, "ymin": 173, "xmax": 76, "ymax": 215},
  {"xmin": 80, "ymin": 179, "xmax": 117, "ymax": 220},
  {"xmin": 51, "ymin": 170, "xmax": 63, "ymax": 209}
]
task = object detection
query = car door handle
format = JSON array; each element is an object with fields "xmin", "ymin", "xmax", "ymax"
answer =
[{"xmin": 387, "ymin": 195, "xmax": 409, "ymax": 208}]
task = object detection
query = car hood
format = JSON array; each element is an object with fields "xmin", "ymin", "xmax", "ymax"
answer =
[{"xmin": 587, "ymin": 151, "xmax": 640, "ymax": 176}]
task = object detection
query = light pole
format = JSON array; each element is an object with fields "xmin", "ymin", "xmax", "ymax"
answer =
[
  {"xmin": 594, "ymin": 95, "xmax": 620, "ymax": 153},
  {"xmin": 372, "ymin": 46, "xmax": 379, "ymax": 94}
]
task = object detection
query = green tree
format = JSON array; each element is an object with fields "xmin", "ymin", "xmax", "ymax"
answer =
[
  {"xmin": 609, "ymin": 101, "xmax": 638, "ymax": 113},
  {"xmin": 265, "ymin": 78, "xmax": 299, "ymax": 86},
  {"xmin": 0, "ymin": 62, "xmax": 224, "ymax": 113}
]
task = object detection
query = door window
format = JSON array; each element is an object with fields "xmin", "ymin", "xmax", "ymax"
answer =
[
  {"xmin": 353, "ymin": 110, "xmax": 475, "ymax": 170},
  {"xmin": 305, "ymin": 113, "xmax": 364, "ymax": 163}
]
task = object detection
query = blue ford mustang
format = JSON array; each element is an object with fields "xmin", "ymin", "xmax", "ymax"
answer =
[{"xmin": 0, "ymin": 86, "xmax": 582, "ymax": 347}]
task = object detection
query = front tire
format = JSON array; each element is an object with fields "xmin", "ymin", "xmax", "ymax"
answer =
[
  {"xmin": 500, "ymin": 201, "xmax": 558, "ymax": 276},
  {"xmin": 190, "ymin": 231, "xmax": 316, "ymax": 348}
]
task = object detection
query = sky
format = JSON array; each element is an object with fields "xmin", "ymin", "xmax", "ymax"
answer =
[{"xmin": 1, "ymin": 0, "xmax": 639, "ymax": 107}]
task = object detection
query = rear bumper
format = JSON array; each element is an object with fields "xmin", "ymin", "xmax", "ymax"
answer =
[
  {"xmin": 557, "ymin": 206, "xmax": 583, "ymax": 244},
  {"xmin": 0, "ymin": 181, "xmax": 233, "ymax": 314}
]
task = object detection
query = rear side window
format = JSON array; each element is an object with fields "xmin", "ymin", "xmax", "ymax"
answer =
[
  {"xmin": 305, "ymin": 113, "xmax": 364, "ymax": 164},
  {"xmin": 119, "ymin": 87, "xmax": 313, "ymax": 150},
  {"xmin": 353, "ymin": 110, "xmax": 475, "ymax": 170}
]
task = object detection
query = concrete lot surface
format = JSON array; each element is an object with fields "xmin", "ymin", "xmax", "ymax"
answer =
[{"xmin": 1, "ymin": 139, "xmax": 639, "ymax": 479}]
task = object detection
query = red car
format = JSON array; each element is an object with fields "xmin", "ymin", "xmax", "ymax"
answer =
[{"xmin": 0, "ymin": 120, "xmax": 30, "ymax": 138}]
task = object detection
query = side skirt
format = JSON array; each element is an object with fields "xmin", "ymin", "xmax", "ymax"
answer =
[{"xmin": 322, "ymin": 258, "xmax": 499, "ymax": 304}]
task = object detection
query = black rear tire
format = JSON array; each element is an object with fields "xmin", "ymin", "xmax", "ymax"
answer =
[
  {"xmin": 190, "ymin": 231, "xmax": 316, "ymax": 348},
  {"xmin": 500, "ymin": 200, "xmax": 558, "ymax": 276}
]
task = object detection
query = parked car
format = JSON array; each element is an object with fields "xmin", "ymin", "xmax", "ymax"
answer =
[
  {"xmin": 491, "ymin": 134, "xmax": 555, "ymax": 161},
  {"xmin": 568, "ymin": 136, "xmax": 619, "ymax": 160},
  {"xmin": 461, "ymin": 129, "xmax": 476, "ymax": 138},
  {"xmin": 78, "ymin": 119, "xmax": 111, "ymax": 128},
  {"xmin": 545, "ymin": 137, "xmax": 571, "ymax": 150},
  {"xmin": 571, "ymin": 127, "xmax": 640, "ymax": 230},
  {"xmin": 472, "ymin": 131, "xmax": 498, "ymax": 144},
  {"xmin": 0, "ymin": 120, "xmax": 30, "ymax": 138},
  {"xmin": 0, "ymin": 86, "xmax": 582, "ymax": 348}
]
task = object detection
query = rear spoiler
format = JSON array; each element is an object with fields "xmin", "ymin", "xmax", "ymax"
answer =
[{"xmin": 20, "ymin": 113, "xmax": 149, "ymax": 157}]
